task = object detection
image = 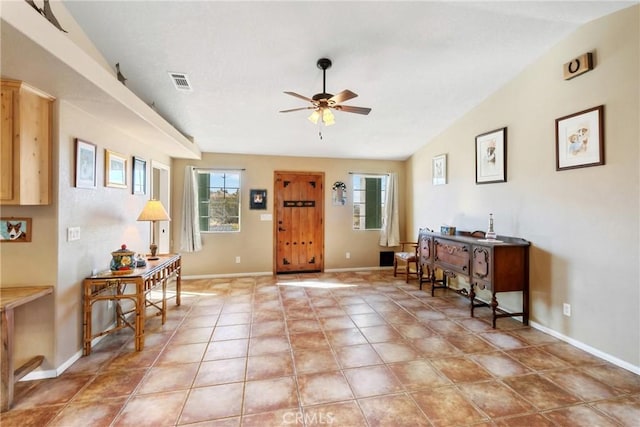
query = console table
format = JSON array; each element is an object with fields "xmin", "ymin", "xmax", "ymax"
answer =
[
  {"xmin": 83, "ymin": 254, "xmax": 181, "ymax": 355},
  {"xmin": 1, "ymin": 286, "xmax": 53, "ymax": 412},
  {"xmin": 418, "ymin": 229, "xmax": 530, "ymax": 327}
]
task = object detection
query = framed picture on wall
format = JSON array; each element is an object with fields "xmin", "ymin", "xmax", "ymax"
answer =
[
  {"xmin": 250, "ymin": 189, "xmax": 267, "ymax": 209},
  {"xmin": 555, "ymin": 105, "xmax": 604, "ymax": 171},
  {"xmin": 75, "ymin": 139, "xmax": 97, "ymax": 189},
  {"xmin": 0, "ymin": 217, "xmax": 32, "ymax": 242},
  {"xmin": 475, "ymin": 127, "xmax": 507, "ymax": 184},
  {"xmin": 432, "ymin": 154, "xmax": 447, "ymax": 185},
  {"xmin": 132, "ymin": 156, "xmax": 147, "ymax": 195},
  {"xmin": 105, "ymin": 149, "xmax": 127, "ymax": 188}
]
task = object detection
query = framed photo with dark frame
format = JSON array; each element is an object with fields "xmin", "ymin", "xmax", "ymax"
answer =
[
  {"xmin": 105, "ymin": 149, "xmax": 127, "ymax": 188},
  {"xmin": 432, "ymin": 154, "xmax": 447, "ymax": 185},
  {"xmin": 475, "ymin": 127, "xmax": 507, "ymax": 184},
  {"xmin": 555, "ymin": 105, "xmax": 604, "ymax": 171},
  {"xmin": 75, "ymin": 139, "xmax": 97, "ymax": 189},
  {"xmin": 250, "ymin": 189, "xmax": 267, "ymax": 210},
  {"xmin": 0, "ymin": 217, "xmax": 32, "ymax": 242},
  {"xmin": 132, "ymin": 156, "xmax": 147, "ymax": 195}
]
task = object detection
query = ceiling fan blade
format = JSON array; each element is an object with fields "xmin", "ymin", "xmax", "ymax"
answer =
[
  {"xmin": 283, "ymin": 91, "xmax": 314, "ymax": 102},
  {"xmin": 329, "ymin": 89, "xmax": 358, "ymax": 104},
  {"xmin": 279, "ymin": 106, "xmax": 315, "ymax": 113},
  {"xmin": 334, "ymin": 105, "xmax": 372, "ymax": 115}
]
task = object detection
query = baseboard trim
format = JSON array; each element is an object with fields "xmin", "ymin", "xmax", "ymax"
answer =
[
  {"xmin": 184, "ymin": 271, "xmax": 273, "ymax": 280},
  {"xmin": 530, "ymin": 320, "xmax": 640, "ymax": 375},
  {"xmin": 325, "ymin": 266, "xmax": 392, "ymax": 272},
  {"xmin": 184, "ymin": 266, "xmax": 393, "ymax": 280},
  {"xmin": 21, "ymin": 349, "xmax": 82, "ymax": 381},
  {"xmin": 20, "ymin": 325, "xmax": 113, "ymax": 381}
]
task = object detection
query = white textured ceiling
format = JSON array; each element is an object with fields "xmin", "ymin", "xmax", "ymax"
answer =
[{"xmin": 62, "ymin": 1, "xmax": 632, "ymax": 160}]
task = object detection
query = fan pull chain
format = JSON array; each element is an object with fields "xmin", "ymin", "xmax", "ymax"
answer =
[{"xmin": 318, "ymin": 121, "xmax": 323, "ymax": 140}]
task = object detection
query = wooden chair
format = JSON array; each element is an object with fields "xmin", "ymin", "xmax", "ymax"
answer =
[{"xmin": 393, "ymin": 241, "xmax": 419, "ymax": 283}]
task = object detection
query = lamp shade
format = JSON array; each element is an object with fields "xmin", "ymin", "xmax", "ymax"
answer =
[
  {"xmin": 308, "ymin": 109, "xmax": 320, "ymax": 124},
  {"xmin": 322, "ymin": 108, "xmax": 335, "ymax": 126},
  {"xmin": 137, "ymin": 200, "xmax": 170, "ymax": 222}
]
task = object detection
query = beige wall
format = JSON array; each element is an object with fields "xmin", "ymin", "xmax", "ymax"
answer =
[
  {"xmin": 172, "ymin": 153, "xmax": 406, "ymax": 276},
  {"xmin": 1, "ymin": 100, "xmax": 172, "ymax": 370},
  {"xmin": 54, "ymin": 102, "xmax": 172, "ymax": 366},
  {"xmin": 407, "ymin": 6, "xmax": 639, "ymax": 367}
]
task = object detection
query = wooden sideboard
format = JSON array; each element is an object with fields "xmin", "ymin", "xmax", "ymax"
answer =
[
  {"xmin": 83, "ymin": 254, "xmax": 181, "ymax": 355},
  {"xmin": 418, "ymin": 229, "xmax": 530, "ymax": 328}
]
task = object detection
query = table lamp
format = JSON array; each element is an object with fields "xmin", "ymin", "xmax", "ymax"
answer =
[{"xmin": 137, "ymin": 199, "xmax": 170, "ymax": 260}]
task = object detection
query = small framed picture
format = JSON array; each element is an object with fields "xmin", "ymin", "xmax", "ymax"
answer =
[
  {"xmin": 556, "ymin": 105, "xmax": 604, "ymax": 171},
  {"xmin": 250, "ymin": 189, "xmax": 267, "ymax": 209},
  {"xmin": 0, "ymin": 217, "xmax": 32, "ymax": 242},
  {"xmin": 105, "ymin": 149, "xmax": 127, "ymax": 188},
  {"xmin": 432, "ymin": 154, "xmax": 447, "ymax": 185},
  {"xmin": 475, "ymin": 127, "xmax": 507, "ymax": 184},
  {"xmin": 132, "ymin": 156, "xmax": 147, "ymax": 195},
  {"xmin": 75, "ymin": 139, "xmax": 97, "ymax": 189}
]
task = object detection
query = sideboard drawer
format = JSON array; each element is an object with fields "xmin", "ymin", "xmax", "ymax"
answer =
[{"xmin": 434, "ymin": 238, "xmax": 470, "ymax": 274}]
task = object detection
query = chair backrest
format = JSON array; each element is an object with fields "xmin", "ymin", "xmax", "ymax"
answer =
[{"xmin": 398, "ymin": 242, "xmax": 416, "ymax": 252}]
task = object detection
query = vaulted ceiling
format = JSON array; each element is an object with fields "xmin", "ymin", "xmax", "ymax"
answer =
[{"xmin": 17, "ymin": 1, "xmax": 639, "ymax": 159}]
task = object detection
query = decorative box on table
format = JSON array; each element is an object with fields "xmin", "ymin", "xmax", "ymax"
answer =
[
  {"xmin": 440, "ymin": 225, "xmax": 456, "ymax": 235},
  {"xmin": 110, "ymin": 244, "xmax": 135, "ymax": 274}
]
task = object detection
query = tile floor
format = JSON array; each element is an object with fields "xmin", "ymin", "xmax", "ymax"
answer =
[{"xmin": 2, "ymin": 271, "xmax": 639, "ymax": 426}]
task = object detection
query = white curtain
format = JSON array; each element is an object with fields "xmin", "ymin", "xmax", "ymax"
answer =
[
  {"xmin": 379, "ymin": 172, "xmax": 400, "ymax": 247},
  {"xmin": 180, "ymin": 166, "xmax": 202, "ymax": 252}
]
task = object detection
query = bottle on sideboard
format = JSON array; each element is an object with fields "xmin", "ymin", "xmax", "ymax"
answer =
[{"xmin": 486, "ymin": 213, "xmax": 497, "ymax": 240}]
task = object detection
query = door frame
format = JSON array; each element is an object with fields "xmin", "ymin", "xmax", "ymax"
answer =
[
  {"xmin": 273, "ymin": 170, "xmax": 325, "ymax": 274},
  {"xmin": 151, "ymin": 160, "xmax": 171, "ymax": 254}
]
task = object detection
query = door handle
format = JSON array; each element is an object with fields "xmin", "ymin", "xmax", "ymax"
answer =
[{"xmin": 278, "ymin": 227, "xmax": 286, "ymax": 231}]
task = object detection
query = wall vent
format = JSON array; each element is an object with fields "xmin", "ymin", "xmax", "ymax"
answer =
[{"xmin": 168, "ymin": 72, "xmax": 193, "ymax": 91}]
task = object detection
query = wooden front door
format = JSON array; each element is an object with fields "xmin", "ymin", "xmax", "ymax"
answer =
[{"xmin": 274, "ymin": 171, "xmax": 324, "ymax": 273}]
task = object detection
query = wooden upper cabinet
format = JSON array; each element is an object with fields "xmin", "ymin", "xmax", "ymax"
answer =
[{"xmin": 1, "ymin": 79, "xmax": 54, "ymax": 205}]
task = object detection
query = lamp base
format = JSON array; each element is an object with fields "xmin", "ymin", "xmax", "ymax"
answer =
[{"xmin": 148, "ymin": 243, "xmax": 159, "ymax": 260}]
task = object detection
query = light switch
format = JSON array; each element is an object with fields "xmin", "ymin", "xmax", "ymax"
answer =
[{"xmin": 67, "ymin": 227, "xmax": 81, "ymax": 241}]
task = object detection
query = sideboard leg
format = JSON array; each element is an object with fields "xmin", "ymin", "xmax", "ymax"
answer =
[
  {"xmin": 469, "ymin": 284, "xmax": 476, "ymax": 318},
  {"xmin": 491, "ymin": 293, "xmax": 499, "ymax": 328}
]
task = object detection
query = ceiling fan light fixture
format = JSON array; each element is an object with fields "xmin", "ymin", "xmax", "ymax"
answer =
[
  {"xmin": 322, "ymin": 108, "xmax": 335, "ymax": 126},
  {"xmin": 308, "ymin": 110, "xmax": 321, "ymax": 124},
  {"xmin": 282, "ymin": 58, "xmax": 371, "ymax": 127}
]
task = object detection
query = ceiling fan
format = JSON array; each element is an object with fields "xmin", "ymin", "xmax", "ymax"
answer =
[{"xmin": 280, "ymin": 58, "xmax": 371, "ymax": 126}]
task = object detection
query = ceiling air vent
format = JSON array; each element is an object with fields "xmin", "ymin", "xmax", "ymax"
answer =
[{"xmin": 168, "ymin": 72, "xmax": 193, "ymax": 92}]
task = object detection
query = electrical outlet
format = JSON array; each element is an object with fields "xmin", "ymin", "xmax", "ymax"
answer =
[
  {"xmin": 346, "ymin": 252, "xmax": 351, "ymax": 259},
  {"xmin": 235, "ymin": 256, "xmax": 241, "ymax": 264},
  {"xmin": 563, "ymin": 303, "xmax": 571, "ymax": 317}
]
